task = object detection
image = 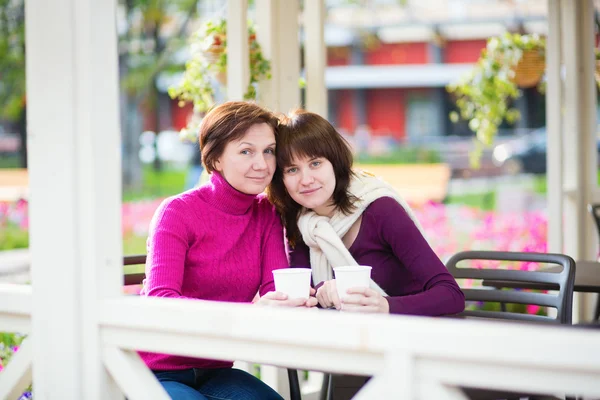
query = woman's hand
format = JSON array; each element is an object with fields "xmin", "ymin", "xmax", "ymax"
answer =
[
  {"xmin": 340, "ymin": 287, "xmax": 389, "ymax": 314},
  {"xmin": 255, "ymin": 288, "xmax": 318, "ymax": 308},
  {"xmin": 315, "ymin": 280, "xmax": 342, "ymax": 310}
]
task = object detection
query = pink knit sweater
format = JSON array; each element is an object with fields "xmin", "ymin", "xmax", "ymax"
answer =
[{"xmin": 139, "ymin": 171, "xmax": 288, "ymax": 370}]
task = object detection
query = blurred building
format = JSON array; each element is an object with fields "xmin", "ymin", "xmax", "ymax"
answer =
[{"xmin": 158, "ymin": 0, "xmax": 550, "ymax": 143}]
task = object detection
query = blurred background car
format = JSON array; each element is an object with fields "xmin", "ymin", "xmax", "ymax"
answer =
[{"xmin": 492, "ymin": 128, "xmax": 600, "ymax": 175}]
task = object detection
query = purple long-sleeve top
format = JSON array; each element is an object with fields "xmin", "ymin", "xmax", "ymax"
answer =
[{"xmin": 288, "ymin": 197, "xmax": 465, "ymax": 316}]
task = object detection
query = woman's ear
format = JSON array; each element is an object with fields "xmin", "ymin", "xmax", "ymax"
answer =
[{"xmin": 214, "ymin": 159, "xmax": 221, "ymax": 172}]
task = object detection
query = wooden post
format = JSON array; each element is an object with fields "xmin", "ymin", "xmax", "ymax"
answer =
[
  {"xmin": 558, "ymin": 0, "xmax": 597, "ymax": 321},
  {"xmin": 303, "ymin": 0, "xmax": 328, "ymax": 117},
  {"xmin": 227, "ymin": 0, "xmax": 249, "ymax": 101},
  {"xmin": 545, "ymin": 0, "xmax": 563, "ymax": 254},
  {"xmin": 256, "ymin": 0, "xmax": 301, "ymax": 114},
  {"xmin": 26, "ymin": 0, "xmax": 123, "ymax": 397}
]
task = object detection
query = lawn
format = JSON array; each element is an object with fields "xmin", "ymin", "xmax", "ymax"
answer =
[{"xmin": 122, "ymin": 166, "xmax": 187, "ymax": 202}]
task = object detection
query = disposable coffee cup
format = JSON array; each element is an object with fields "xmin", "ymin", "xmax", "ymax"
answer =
[
  {"xmin": 272, "ymin": 268, "xmax": 312, "ymax": 299},
  {"xmin": 333, "ymin": 265, "xmax": 372, "ymax": 299}
]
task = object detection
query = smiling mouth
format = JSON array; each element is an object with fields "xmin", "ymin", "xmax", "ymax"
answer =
[
  {"xmin": 248, "ymin": 176, "xmax": 267, "ymax": 181},
  {"xmin": 300, "ymin": 188, "xmax": 320, "ymax": 195}
]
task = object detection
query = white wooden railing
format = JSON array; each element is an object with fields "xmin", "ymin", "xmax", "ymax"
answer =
[{"xmin": 2, "ymin": 289, "xmax": 600, "ymax": 399}]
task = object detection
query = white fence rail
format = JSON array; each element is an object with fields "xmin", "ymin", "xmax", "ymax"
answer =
[{"xmin": 2, "ymin": 289, "xmax": 600, "ymax": 398}]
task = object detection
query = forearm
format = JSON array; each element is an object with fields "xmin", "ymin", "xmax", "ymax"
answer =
[{"xmin": 386, "ymin": 283, "xmax": 465, "ymax": 316}]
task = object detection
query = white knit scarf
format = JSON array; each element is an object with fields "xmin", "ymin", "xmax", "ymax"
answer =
[{"xmin": 297, "ymin": 170, "xmax": 426, "ymax": 296}]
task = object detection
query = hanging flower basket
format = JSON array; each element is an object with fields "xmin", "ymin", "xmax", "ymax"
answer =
[
  {"xmin": 168, "ymin": 18, "xmax": 272, "ymax": 141},
  {"xmin": 446, "ymin": 33, "xmax": 546, "ymax": 164},
  {"xmin": 511, "ymin": 49, "xmax": 546, "ymax": 88},
  {"xmin": 201, "ymin": 32, "xmax": 261, "ymax": 86}
]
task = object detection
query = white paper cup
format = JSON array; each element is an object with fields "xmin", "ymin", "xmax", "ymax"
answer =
[
  {"xmin": 333, "ymin": 265, "xmax": 372, "ymax": 299},
  {"xmin": 272, "ymin": 268, "xmax": 312, "ymax": 299}
]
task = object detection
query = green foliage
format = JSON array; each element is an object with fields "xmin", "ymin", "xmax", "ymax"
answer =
[
  {"xmin": 168, "ymin": 18, "xmax": 272, "ymax": 141},
  {"xmin": 119, "ymin": 0, "xmax": 198, "ymax": 97},
  {"xmin": 445, "ymin": 191, "xmax": 497, "ymax": 211},
  {"xmin": 0, "ymin": 332, "xmax": 25, "ymax": 366},
  {"xmin": 0, "ymin": 0, "xmax": 25, "ymax": 122},
  {"xmin": 447, "ymin": 33, "xmax": 546, "ymax": 154},
  {"xmin": 122, "ymin": 166, "xmax": 186, "ymax": 202},
  {"xmin": 0, "ymin": 224, "xmax": 29, "ymax": 250}
]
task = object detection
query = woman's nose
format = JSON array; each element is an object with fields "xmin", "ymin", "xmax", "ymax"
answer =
[
  {"xmin": 253, "ymin": 154, "xmax": 267, "ymax": 170},
  {"xmin": 300, "ymin": 171, "xmax": 314, "ymax": 185}
]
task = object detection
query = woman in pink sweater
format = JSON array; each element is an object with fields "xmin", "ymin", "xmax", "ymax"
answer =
[{"xmin": 140, "ymin": 102, "xmax": 315, "ymax": 400}]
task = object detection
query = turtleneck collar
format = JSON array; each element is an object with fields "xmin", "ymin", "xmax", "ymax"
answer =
[{"xmin": 198, "ymin": 171, "xmax": 257, "ymax": 216}]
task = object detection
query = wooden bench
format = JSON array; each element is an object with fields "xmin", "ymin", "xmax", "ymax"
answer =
[
  {"xmin": 354, "ymin": 163, "xmax": 451, "ymax": 204},
  {"xmin": 0, "ymin": 168, "xmax": 29, "ymax": 202}
]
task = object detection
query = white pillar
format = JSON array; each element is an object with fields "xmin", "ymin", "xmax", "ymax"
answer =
[
  {"xmin": 303, "ymin": 0, "xmax": 328, "ymax": 117},
  {"xmin": 255, "ymin": 0, "xmax": 279, "ymax": 111},
  {"xmin": 227, "ymin": 0, "xmax": 249, "ymax": 101},
  {"xmin": 26, "ymin": 0, "xmax": 123, "ymax": 398},
  {"xmin": 545, "ymin": 0, "xmax": 563, "ymax": 254},
  {"xmin": 255, "ymin": 0, "xmax": 301, "ymax": 114},
  {"xmin": 557, "ymin": 0, "xmax": 598, "ymax": 320}
]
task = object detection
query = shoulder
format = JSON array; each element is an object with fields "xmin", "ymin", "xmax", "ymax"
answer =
[
  {"xmin": 364, "ymin": 196, "xmax": 409, "ymax": 218},
  {"xmin": 255, "ymin": 193, "xmax": 281, "ymax": 221},
  {"xmin": 160, "ymin": 191, "xmax": 198, "ymax": 212},
  {"xmin": 362, "ymin": 197, "xmax": 418, "ymax": 234},
  {"xmin": 153, "ymin": 192, "xmax": 199, "ymax": 223}
]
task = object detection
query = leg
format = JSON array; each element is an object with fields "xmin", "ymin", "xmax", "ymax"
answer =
[
  {"xmin": 154, "ymin": 369, "xmax": 208, "ymax": 400},
  {"xmin": 161, "ymin": 381, "xmax": 209, "ymax": 400},
  {"xmin": 198, "ymin": 368, "xmax": 284, "ymax": 400}
]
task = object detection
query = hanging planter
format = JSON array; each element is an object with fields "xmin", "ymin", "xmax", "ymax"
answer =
[
  {"xmin": 446, "ymin": 33, "xmax": 546, "ymax": 166},
  {"xmin": 168, "ymin": 18, "xmax": 272, "ymax": 141},
  {"xmin": 511, "ymin": 48, "xmax": 546, "ymax": 88}
]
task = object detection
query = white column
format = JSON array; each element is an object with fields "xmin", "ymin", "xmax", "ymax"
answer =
[
  {"xmin": 255, "ymin": 0, "xmax": 279, "ymax": 111},
  {"xmin": 277, "ymin": 0, "xmax": 301, "ymax": 112},
  {"xmin": 558, "ymin": 0, "xmax": 597, "ymax": 320},
  {"xmin": 545, "ymin": 0, "xmax": 563, "ymax": 254},
  {"xmin": 227, "ymin": 0, "xmax": 249, "ymax": 101},
  {"xmin": 255, "ymin": 0, "xmax": 301, "ymax": 114},
  {"xmin": 303, "ymin": 0, "xmax": 328, "ymax": 117},
  {"xmin": 26, "ymin": 0, "xmax": 123, "ymax": 398}
]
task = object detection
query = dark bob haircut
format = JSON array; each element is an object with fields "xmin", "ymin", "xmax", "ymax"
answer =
[
  {"xmin": 199, "ymin": 101, "xmax": 279, "ymax": 173},
  {"xmin": 267, "ymin": 109, "xmax": 356, "ymax": 246}
]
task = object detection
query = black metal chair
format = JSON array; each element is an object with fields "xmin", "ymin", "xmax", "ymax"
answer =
[
  {"xmin": 123, "ymin": 255, "xmax": 302, "ymax": 400},
  {"xmin": 447, "ymin": 250, "xmax": 575, "ymax": 324},
  {"xmin": 446, "ymin": 250, "xmax": 576, "ymax": 399},
  {"xmin": 587, "ymin": 203, "xmax": 600, "ymax": 320}
]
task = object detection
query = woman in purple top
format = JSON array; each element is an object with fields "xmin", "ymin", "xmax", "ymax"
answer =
[
  {"xmin": 141, "ymin": 102, "xmax": 316, "ymax": 400},
  {"xmin": 268, "ymin": 109, "xmax": 465, "ymax": 316}
]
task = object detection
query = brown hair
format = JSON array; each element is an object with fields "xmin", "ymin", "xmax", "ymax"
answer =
[
  {"xmin": 199, "ymin": 101, "xmax": 279, "ymax": 173},
  {"xmin": 267, "ymin": 109, "xmax": 356, "ymax": 246}
]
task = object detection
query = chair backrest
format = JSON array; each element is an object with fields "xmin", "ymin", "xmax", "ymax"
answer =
[
  {"xmin": 588, "ymin": 204, "xmax": 600, "ymax": 247},
  {"xmin": 123, "ymin": 255, "xmax": 146, "ymax": 285},
  {"xmin": 445, "ymin": 251, "xmax": 575, "ymax": 324}
]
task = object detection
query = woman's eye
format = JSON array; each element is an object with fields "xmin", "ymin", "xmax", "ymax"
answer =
[
  {"xmin": 285, "ymin": 167, "xmax": 297, "ymax": 174},
  {"xmin": 311, "ymin": 161, "xmax": 321, "ymax": 167},
  {"xmin": 264, "ymin": 148, "xmax": 275, "ymax": 155},
  {"xmin": 240, "ymin": 149, "xmax": 251, "ymax": 155}
]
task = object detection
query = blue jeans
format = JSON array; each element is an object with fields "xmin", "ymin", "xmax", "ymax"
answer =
[{"xmin": 153, "ymin": 368, "xmax": 284, "ymax": 400}]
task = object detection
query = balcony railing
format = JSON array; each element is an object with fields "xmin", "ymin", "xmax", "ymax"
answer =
[{"xmin": 1, "ymin": 268, "xmax": 600, "ymax": 399}]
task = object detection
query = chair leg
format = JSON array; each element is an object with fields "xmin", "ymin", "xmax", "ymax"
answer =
[
  {"xmin": 319, "ymin": 373, "xmax": 332, "ymax": 400},
  {"xmin": 287, "ymin": 368, "xmax": 302, "ymax": 400}
]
